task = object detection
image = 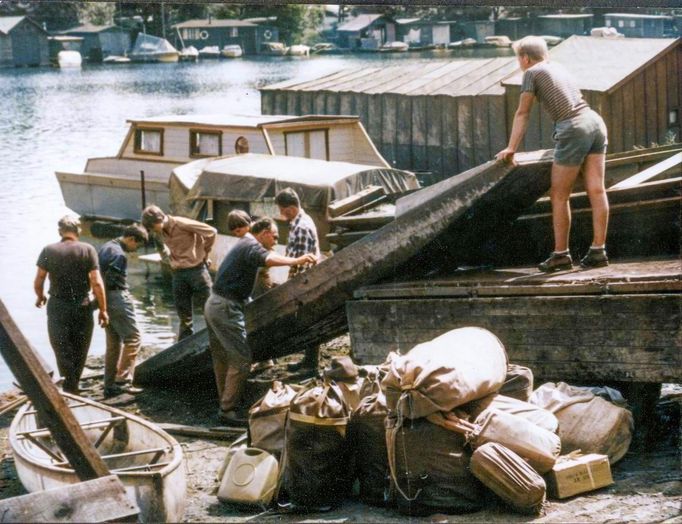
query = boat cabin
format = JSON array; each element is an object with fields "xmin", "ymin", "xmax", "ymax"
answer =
[{"xmin": 56, "ymin": 114, "xmax": 391, "ymax": 221}]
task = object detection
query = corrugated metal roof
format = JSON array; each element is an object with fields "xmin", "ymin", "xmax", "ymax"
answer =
[
  {"xmin": 0, "ymin": 16, "xmax": 27, "ymax": 35},
  {"xmin": 337, "ymin": 14, "xmax": 384, "ymax": 32},
  {"xmin": 63, "ymin": 23, "xmax": 121, "ymax": 34},
  {"xmin": 503, "ymin": 35, "xmax": 679, "ymax": 93},
  {"xmin": 260, "ymin": 57, "xmax": 518, "ymax": 98},
  {"xmin": 172, "ymin": 19, "xmax": 258, "ymax": 29},
  {"xmin": 126, "ymin": 114, "xmax": 357, "ymax": 127}
]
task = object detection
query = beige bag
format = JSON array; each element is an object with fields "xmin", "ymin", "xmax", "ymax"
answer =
[
  {"xmin": 463, "ymin": 394, "xmax": 559, "ymax": 434},
  {"xmin": 428, "ymin": 409, "xmax": 561, "ymax": 474},
  {"xmin": 470, "ymin": 443, "xmax": 546, "ymax": 514},
  {"xmin": 500, "ymin": 364, "xmax": 534, "ymax": 402},
  {"xmin": 248, "ymin": 381, "xmax": 298, "ymax": 460},
  {"xmin": 382, "ymin": 327, "xmax": 508, "ymax": 419}
]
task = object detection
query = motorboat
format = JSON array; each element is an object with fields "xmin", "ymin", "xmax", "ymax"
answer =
[
  {"xmin": 103, "ymin": 55, "xmax": 132, "ymax": 64},
  {"xmin": 129, "ymin": 33, "xmax": 179, "ymax": 63},
  {"xmin": 57, "ymin": 50, "xmax": 82, "ymax": 68},
  {"xmin": 198, "ymin": 45, "xmax": 220, "ymax": 59},
  {"xmin": 288, "ymin": 44, "xmax": 310, "ymax": 56},
  {"xmin": 484, "ymin": 35, "xmax": 513, "ymax": 47},
  {"xmin": 10, "ymin": 392, "xmax": 186, "ymax": 523},
  {"xmin": 178, "ymin": 46, "xmax": 199, "ymax": 61},
  {"xmin": 220, "ymin": 44, "xmax": 243, "ymax": 58},
  {"xmin": 260, "ymin": 42, "xmax": 288, "ymax": 56},
  {"xmin": 379, "ymin": 41, "xmax": 409, "ymax": 53},
  {"xmin": 311, "ymin": 42, "xmax": 348, "ymax": 55}
]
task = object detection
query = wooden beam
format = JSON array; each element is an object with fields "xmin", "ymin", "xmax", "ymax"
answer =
[
  {"xmin": 610, "ymin": 152, "xmax": 682, "ymax": 189},
  {"xmin": 0, "ymin": 475, "xmax": 138, "ymax": 523},
  {"xmin": 0, "ymin": 298, "xmax": 110, "ymax": 480},
  {"xmin": 156, "ymin": 423, "xmax": 246, "ymax": 440},
  {"xmin": 328, "ymin": 185, "xmax": 385, "ymax": 217}
]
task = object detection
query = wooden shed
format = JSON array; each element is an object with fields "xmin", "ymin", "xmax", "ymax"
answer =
[
  {"xmin": 503, "ymin": 36, "xmax": 681, "ymax": 154},
  {"xmin": 260, "ymin": 57, "xmax": 519, "ymax": 184},
  {"xmin": 0, "ymin": 16, "xmax": 49, "ymax": 68},
  {"xmin": 605, "ymin": 13, "xmax": 673, "ymax": 38},
  {"xmin": 62, "ymin": 24, "xmax": 130, "ymax": 62},
  {"xmin": 336, "ymin": 14, "xmax": 395, "ymax": 50},
  {"xmin": 172, "ymin": 18, "xmax": 278, "ymax": 55}
]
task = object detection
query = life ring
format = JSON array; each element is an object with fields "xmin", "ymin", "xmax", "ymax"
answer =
[
  {"xmin": 199, "ymin": 30, "xmax": 209, "ymax": 40},
  {"xmin": 263, "ymin": 29, "xmax": 272, "ymax": 40}
]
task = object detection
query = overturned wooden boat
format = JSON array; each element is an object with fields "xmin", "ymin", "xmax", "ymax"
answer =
[{"xmin": 9, "ymin": 393, "xmax": 186, "ymax": 523}]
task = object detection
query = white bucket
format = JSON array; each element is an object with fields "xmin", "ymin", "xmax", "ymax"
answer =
[{"xmin": 217, "ymin": 447, "xmax": 279, "ymax": 506}]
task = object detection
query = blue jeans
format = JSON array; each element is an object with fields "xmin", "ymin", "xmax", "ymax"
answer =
[{"xmin": 172, "ymin": 264, "xmax": 211, "ymax": 341}]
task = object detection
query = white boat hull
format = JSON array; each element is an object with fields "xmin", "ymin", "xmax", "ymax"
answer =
[{"xmin": 10, "ymin": 393, "xmax": 186, "ymax": 523}]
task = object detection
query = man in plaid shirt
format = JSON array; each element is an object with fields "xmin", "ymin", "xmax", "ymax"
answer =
[{"xmin": 276, "ymin": 188, "xmax": 321, "ymax": 371}]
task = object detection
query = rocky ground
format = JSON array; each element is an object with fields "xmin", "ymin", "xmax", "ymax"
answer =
[{"xmin": 1, "ymin": 336, "xmax": 680, "ymax": 523}]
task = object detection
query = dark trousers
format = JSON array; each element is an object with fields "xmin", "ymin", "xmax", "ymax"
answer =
[
  {"xmin": 172, "ymin": 264, "xmax": 211, "ymax": 341},
  {"xmin": 47, "ymin": 296, "xmax": 94, "ymax": 394}
]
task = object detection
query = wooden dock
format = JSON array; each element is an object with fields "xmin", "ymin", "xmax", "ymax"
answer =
[{"xmin": 347, "ymin": 258, "xmax": 681, "ymax": 384}]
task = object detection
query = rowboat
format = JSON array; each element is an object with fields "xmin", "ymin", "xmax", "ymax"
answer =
[{"xmin": 9, "ymin": 393, "xmax": 186, "ymax": 523}]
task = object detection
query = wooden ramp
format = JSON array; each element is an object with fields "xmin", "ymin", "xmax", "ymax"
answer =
[{"xmin": 136, "ymin": 151, "xmax": 553, "ymax": 385}]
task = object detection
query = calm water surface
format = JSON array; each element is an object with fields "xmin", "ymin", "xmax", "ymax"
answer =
[{"xmin": 0, "ymin": 49, "xmax": 512, "ymax": 391}]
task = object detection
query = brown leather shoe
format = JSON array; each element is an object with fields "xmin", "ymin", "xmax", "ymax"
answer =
[
  {"xmin": 538, "ymin": 252, "xmax": 573, "ymax": 272},
  {"xmin": 580, "ymin": 248, "xmax": 609, "ymax": 269}
]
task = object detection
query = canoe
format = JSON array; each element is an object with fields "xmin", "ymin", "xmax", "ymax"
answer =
[{"xmin": 9, "ymin": 393, "xmax": 186, "ymax": 523}]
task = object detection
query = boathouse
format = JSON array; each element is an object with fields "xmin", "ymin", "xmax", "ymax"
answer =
[
  {"xmin": 503, "ymin": 36, "xmax": 681, "ymax": 154},
  {"xmin": 62, "ymin": 24, "xmax": 130, "ymax": 62},
  {"xmin": 0, "ymin": 16, "xmax": 49, "ymax": 68},
  {"xmin": 495, "ymin": 17, "xmax": 532, "ymax": 41},
  {"xmin": 336, "ymin": 14, "xmax": 395, "ymax": 50},
  {"xmin": 171, "ymin": 18, "xmax": 278, "ymax": 55},
  {"xmin": 535, "ymin": 14, "xmax": 594, "ymax": 38},
  {"xmin": 604, "ymin": 13, "xmax": 673, "ymax": 38},
  {"xmin": 395, "ymin": 18, "xmax": 451, "ymax": 47},
  {"xmin": 261, "ymin": 57, "xmax": 518, "ymax": 184},
  {"xmin": 458, "ymin": 20, "xmax": 495, "ymax": 43}
]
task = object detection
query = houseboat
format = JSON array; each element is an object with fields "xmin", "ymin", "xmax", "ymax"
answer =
[{"xmin": 56, "ymin": 114, "xmax": 395, "ymax": 221}]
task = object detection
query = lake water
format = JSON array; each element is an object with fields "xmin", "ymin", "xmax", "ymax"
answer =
[{"xmin": 0, "ymin": 48, "xmax": 513, "ymax": 391}]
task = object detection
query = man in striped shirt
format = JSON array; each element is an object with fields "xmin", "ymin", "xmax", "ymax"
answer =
[
  {"xmin": 275, "ymin": 188, "xmax": 321, "ymax": 372},
  {"xmin": 496, "ymin": 36, "xmax": 609, "ymax": 272}
]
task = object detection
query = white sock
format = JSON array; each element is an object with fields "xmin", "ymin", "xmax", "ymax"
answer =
[
  {"xmin": 590, "ymin": 244, "xmax": 605, "ymax": 250},
  {"xmin": 554, "ymin": 249, "xmax": 569, "ymax": 255}
]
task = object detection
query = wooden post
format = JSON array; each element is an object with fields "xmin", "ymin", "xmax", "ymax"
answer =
[
  {"xmin": 140, "ymin": 170, "xmax": 146, "ymax": 211},
  {"xmin": 0, "ymin": 298, "xmax": 110, "ymax": 480}
]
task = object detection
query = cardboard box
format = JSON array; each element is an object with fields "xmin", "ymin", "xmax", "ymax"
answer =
[{"xmin": 546, "ymin": 453, "xmax": 614, "ymax": 499}]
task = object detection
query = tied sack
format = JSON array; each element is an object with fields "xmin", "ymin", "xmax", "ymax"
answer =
[
  {"xmin": 283, "ymin": 381, "xmax": 352, "ymax": 509},
  {"xmin": 463, "ymin": 394, "xmax": 559, "ymax": 434},
  {"xmin": 386, "ymin": 416, "xmax": 483, "ymax": 516},
  {"xmin": 499, "ymin": 364, "xmax": 534, "ymax": 402},
  {"xmin": 324, "ymin": 356, "xmax": 381, "ymax": 410},
  {"xmin": 383, "ymin": 327, "xmax": 508, "ymax": 419},
  {"xmin": 531, "ymin": 382, "xmax": 633, "ymax": 464},
  {"xmin": 248, "ymin": 381, "xmax": 299, "ymax": 460},
  {"xmin": 470, "ymin": 442, "xmax": 546, "ymax": 515},
  {"xmin": 347, "ymin": 390, "xmax": 389, "ymax": 506}
]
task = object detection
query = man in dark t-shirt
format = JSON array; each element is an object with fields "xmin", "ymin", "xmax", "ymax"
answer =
[
  {"xmin": 204, "ymin": 217, "xmax": 317, "ymax": 425},
  {"xmin": 34, "ymin": 215, "xmax": 108, "ymax": 394}
]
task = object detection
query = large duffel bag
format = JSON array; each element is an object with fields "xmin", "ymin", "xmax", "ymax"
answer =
[
  {"xmin": 282, "ymin": 381, "xmax": 352, "ymax": 509},
  {"xmin": 248, "ymin": 381, "xmax": 299, "ymax": 460},
  {"xmin": 382, "ymin": 327, "xmax": 508, "ymax": 420},
  {"xmin": 386, "ymin": 416, "xmax": 483, "ymax": 515},
  {"xmin": 499, "ymin": 364, "xmax": 534, "ymax": 402},
  {"xmin": 463, "ymin": 393, "xmax": 559, "ymax": 434},
  {"xmin": 470, "ymin": 442, "xmax": 546, "ymax": 515},
  {"xmin": 348, "ymin": 391, "xmax": 389, "ymax": 506}
]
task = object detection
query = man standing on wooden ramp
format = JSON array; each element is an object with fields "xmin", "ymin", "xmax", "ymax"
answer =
[
  {"xmin": 204, "ymin": 217, "xmax": 316, "ymax": 425},
  {"xmin": 98, "ymin": 225, "xmax": 148, "ymax": 398},
  {"xmin": 34, "ymin": 215, "xmax": 108, "ymax": 394},
  {"xmin": 141, "ymin": 205, "xmax": 216, "ymax": 341},
  {"xmin": 275, "ymin": 188, "xmax": 321, "ymax": 373}
]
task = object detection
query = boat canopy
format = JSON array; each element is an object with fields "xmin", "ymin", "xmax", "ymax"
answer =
[
  {"xmin": 169, "ymin": 153, "xmax": 418, "ymax": 217},
  {"xmin": 131, "ymin": 33, "xmax": 178, "ymax": 55}
]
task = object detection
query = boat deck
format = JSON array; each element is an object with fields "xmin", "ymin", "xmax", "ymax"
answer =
[{"xmin": 348, "ymin": 258, "xmax": 681, "ymax": 383}]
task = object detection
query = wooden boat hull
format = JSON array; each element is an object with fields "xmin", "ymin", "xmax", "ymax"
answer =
[
  {"xmin": 130, "ymin": 52, "xmax": 179, "ymax": 63},
  {"xmin": 10, "ymin": 393, "xmax": 186, "ymax": 523}
]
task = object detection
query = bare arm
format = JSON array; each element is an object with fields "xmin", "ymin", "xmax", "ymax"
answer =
[
  {"xmin": 88, "ymin": 269, "xmax": 109, "ymax": 327},
  {"xmin": 34, "ymin": 267, "xmax": 48, "ymax": 308},
  {"xmin": 496, "ymin": 92, "xmax": 535, "ymax": 164},
  {"xmin": 265, "ymin": 252, "xmax": 317, "ymax": 268}
]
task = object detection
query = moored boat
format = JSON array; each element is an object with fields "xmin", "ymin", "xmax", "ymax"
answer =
[
  {"xmin": 260, "ymin": 41, "xmax": 288, "ymax": 56},
  {"xmin": 10, "ymin": 392, "xmax": 186, "ymax": 523},
  {"xmin": 130, "ymin": 33, "xmax": 179, "ymax": 63},
  {"xmin": 484, "ymin": 35, "xmax": 513, "ymax": 47},
  {"xmin": 288, "ymin": 44, "xmax": 310, "ymax": 56},
  {"xmin": 379, "ymin": 41, "xmax": 409, "ymax": 53},
  {"xmin": 103, "ymin": 54, "xmax": 131, "ymax": 64},
  {"xmin": 179, "ymin": 45, "xmax": 199, "ymax": 61},
  {"xmin": 220, "ymin": 44, "xmax": 243, "ymax": 58},
  {"xmin": 57, "ymin": 50, "xmax": 82, "ymax": 68},
  {"xmin": 198, "ymin": 45, "xmax": 220, "ymax": 59}
]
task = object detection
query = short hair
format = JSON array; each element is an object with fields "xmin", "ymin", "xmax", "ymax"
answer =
[
  {"xmin": 58, "ymin": 215, "xmax": 81, "ymax": 235},
  {"xmin": 122, "ymin": 224, "xmax": 149, "ymax": 244},
  {"xmin": 227, "ymin": 209, "xmax": 252, "ymax": 231},
  {"xmin": 251, "ymin": 217, "xmax": 275, "ymax": 235},
  {"xmin": 512, "ymin": 36, "xmax": 549, "ymax": 62},
  {"xmin": 275, "ymin": 187, "xmax": 300, "ymax": 209},
  {"xmin": 141, "ymin": 205, "xmax": 166, "ymax": 230},
  {"xmin": 235, "ymin": 136, "xmax": 249, "ymax": 154}
]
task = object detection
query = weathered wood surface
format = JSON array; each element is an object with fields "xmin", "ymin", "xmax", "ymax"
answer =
[
  {"xmin": 0, "ymin": 298, "xmax": 111, "ymax": 480},
  {"xmin": 135, "ymin": 328, "xmax": 211, "ymax": 384},
  {"xmin": 0, "ymin": 475, "xmax": 139, "ymax": 523},
  {"xmin": 347, "ymin": 281, "xmax": 681, "ymax": 383},
  {"xmin": 157, "ymin": 423, "xmax": 245, "ymax": 440},
  {"xmin": 246, "ymin": 151, "xmax": 553, "ymax": 359},
  {"xmin": 328, "ymin": 185, "xmax": 385, "ymax": 217},
  {"xmin": 610, "ymin": 152, "xmax": 681, "ymax": 189}
]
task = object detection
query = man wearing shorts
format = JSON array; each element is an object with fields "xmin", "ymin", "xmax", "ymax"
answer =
[{"xmin": 497, "ymin": 35, "xmax": 609, "ymax": 272}]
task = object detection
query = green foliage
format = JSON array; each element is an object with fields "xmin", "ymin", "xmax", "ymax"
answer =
[
  {"xmin": 0, "ymin": 0, "xmax": 80, "ymax": 31},
  {"xmin": 77, "ymin": 2, "xmax": 115, "ymax": 26}
]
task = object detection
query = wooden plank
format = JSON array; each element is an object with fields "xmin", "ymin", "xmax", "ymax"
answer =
[
  {"xmin": 644, "ymin": 64, "xmax": 659, "ymax": 147},
  {"xmin": 156, "ymin": 423, "xmax": 245, "ymax": 440},
  {"xmin": 457, "ymin": 96, "xmax": 474, "ymax": 171},
  {"xmin": 346, "ymin": 295, "xmax": 682, "ymax": 382},
  {"xmin": 260, "ymin": 92, "xmax": 273, "ymax": 115},
  {"xmin": 0, "ymin": 475, "xmax": 138, "ymax": 523},
  {"xmin": 656, "ymin": 58, "xmax": 669, "ymax": 144},
  {"xmin": 633, "ymin": 75, "xmax": 647, "ymax": 148},
  {"xmin": 473, "ymin": 95, "xmax": 490, "ymax": 166},
  {"xmin": 328, "ymin": 185, "xmax": 385, "ymax": 217},
  {"xmin": 622, "ymin": 82, "xmax": 636, "ymax": 150},
  {"xmin": 610, "ymin": 152, "xmax": 682, "ymax": 189},
  {"xmin": 442, "ymin": 97, "xmax": 459, "ymax": 177},
  {"xmin": 609, "ymin": 88, "xmax": 624, "ymax": 153},
  {"xmin": 0, "ymin": 299, "xmax": 110, "ymax": 480},
  {"xmin": 328, "ymin": 210, "xmax": 393, "ymax": 230}
]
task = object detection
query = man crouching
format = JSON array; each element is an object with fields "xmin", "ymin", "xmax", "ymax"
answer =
[{"xmin": 204, "ymin": 217, "xmax": 317, "ymax": 425}]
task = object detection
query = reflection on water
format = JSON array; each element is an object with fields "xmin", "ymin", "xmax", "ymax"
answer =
[{"xmin": 0, "ymin": 49, "xmax": 512, "ymax": 391}]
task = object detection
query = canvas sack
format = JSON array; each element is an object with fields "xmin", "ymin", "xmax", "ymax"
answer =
[
  {"xmin": 382, "ymin": 327, "xmax": 508, "ymax": 419},
  {"xmin": 283, "ymin": 381, "xmax": 352, "ymax": 509},
  {"xmin": 248, "ymin": 381, "xmax": 299, "ymax": 460},
  {"xmin": 470, "ymin": 442, "xmax": 546, "ymax": 514},
  {"xmin": 499, "ymin": 364, "xmax": 534, "ymax": 402},
  {"xmin": 463, "ymin": 393, "xmax": 559, "ymax": 433}
]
